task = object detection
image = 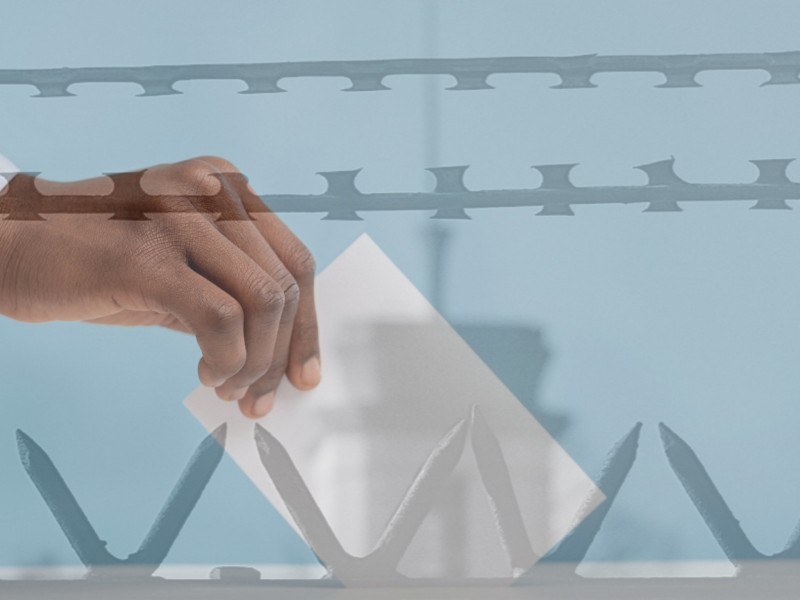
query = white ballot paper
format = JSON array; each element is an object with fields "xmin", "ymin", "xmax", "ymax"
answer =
[{"xmin": 185, "ymin": 234, "xmax": 602, "ymax": 581}]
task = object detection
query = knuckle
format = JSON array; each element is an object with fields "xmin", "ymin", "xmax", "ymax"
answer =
[
  {"xmin": 285, "ymin": 242, "xmax": 316, "ymax": 281},
  {"xmin": 248, "ymin": 276, "xmax": 285, "ymax": 314},
  {"xmin": 275, "ymin": 270, "xmax": 300, "ymax": 305},
  {"xmin": 174, "ymin": 159, "xmax": 221, "ymax": 196},
  {"xmin": 283, "ymin": 280, "xmax": 300, "ymax": 308},
  {"xmin": 196, "ymin": 155, "xmax": 240, "ymax": 174},
  {"xmin": 205, "ymin": 299, "xmax": 244, "ymax": 333}
]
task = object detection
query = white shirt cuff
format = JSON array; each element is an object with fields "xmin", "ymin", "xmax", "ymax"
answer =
[{"xmin": 0, "ymin": 154, "xmax": 20, "ymax": 192}]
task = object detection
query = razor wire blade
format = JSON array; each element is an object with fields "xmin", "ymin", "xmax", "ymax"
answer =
[
  {"xmin": 15, "ymin": 425, "xmax": 227, "ymax": 578},
  {"xmin": 17, "ymin": 408, "xmax": 795, "ymax": 584},
  {"xmin": 1, "ymin": 158, "xmax": 799, "ymax": 220},
  {"xmin": 3, "ymin": 52, "xmax": 800, "ymax": 97}
]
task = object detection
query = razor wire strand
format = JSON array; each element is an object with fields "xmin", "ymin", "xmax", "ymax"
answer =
[
  {"xmin": 3, "ymin": 52, "xmax": 800, "ymax": 97},
  {"xmin": 1, "ymin": 159, "xmax": 799, "ymax": 219}
]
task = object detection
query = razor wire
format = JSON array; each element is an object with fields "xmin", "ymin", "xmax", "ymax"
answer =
[
  {"xmin": 14, "ymin": 411, "xmax": 793, "ymax": 585},
  {"xmin": 2, "ymin": 158, "xmax": 799, "ymax": 220},
  {"xmin": 4, "ymin": 53, "xmax": 800, "ymax": 219},
  {"xmin": 3, "ymin": 52, "xmax": 800, "ymax": 97}
]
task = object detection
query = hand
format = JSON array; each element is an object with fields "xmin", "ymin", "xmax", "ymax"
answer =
[{"xmin": 0, "ymin": 156, "xmax": 320, "ymax": 418}]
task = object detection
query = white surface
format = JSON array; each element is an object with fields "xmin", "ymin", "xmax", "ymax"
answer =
[{"xmin": 185, "ymin": 234, "xmax": 602, "ymax": 581}]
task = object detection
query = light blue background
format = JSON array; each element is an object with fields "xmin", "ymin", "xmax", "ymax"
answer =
[{"xmin": 2, "ymin": 0, "xmax": 800, "ymax": 569}]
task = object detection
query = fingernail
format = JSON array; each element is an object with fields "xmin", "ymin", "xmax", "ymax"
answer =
[
  {"xmin": 253, "ymin": 391, "xmax": 276, "ymax": 418},
  {"xmin": 301, "ymin": 357, "xmax": 321, "ymax": 387}
]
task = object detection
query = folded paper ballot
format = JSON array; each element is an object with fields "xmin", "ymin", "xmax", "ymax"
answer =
[{"xmin": 185, "ymin": 234, "xmax": 602, "ymax": 581}]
